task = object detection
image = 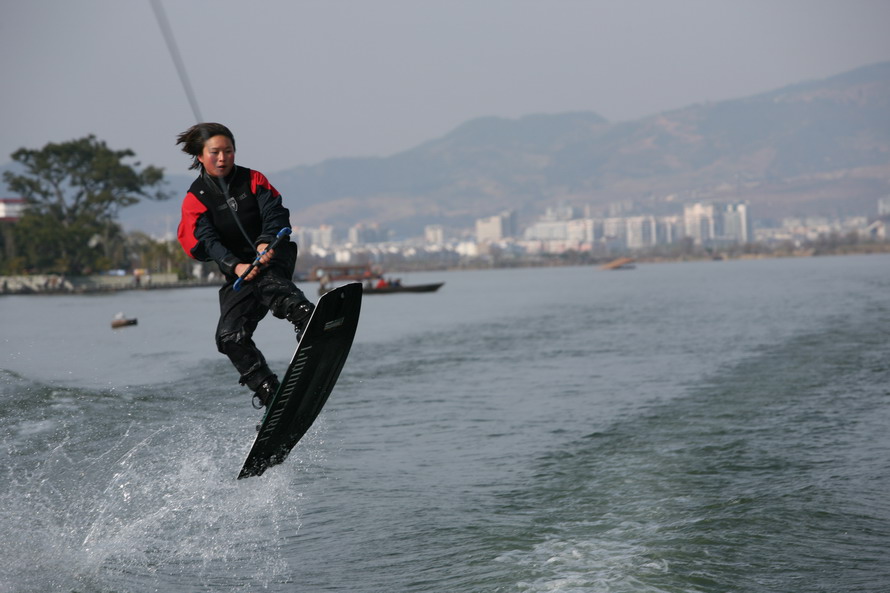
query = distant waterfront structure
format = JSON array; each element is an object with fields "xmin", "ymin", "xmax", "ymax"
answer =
[
  {"xmin": 658, "ymin": 215, "xmax": 684, "ymax": 245},
  {"xmin": 248, "ymin": 196, "xmax": 885, "ymax": 268},
  {"xmin": 723, "ymin": 202, "xmax": 753, "ymax": 244},
  {"xmin": 318, "ymin": 225, "xmax": 336, "ymax": 248},
  {"xmin": 293, "ymin": 224, "xmax": 337, "ymax": 252},
  {"xmin": 602, "ymin": 217, "xmax": 627, "ymax": 244},
  {"xmin": 1, "ymin": 198, "xmax": 25, "ymax": 263},
  {"xmin": 566, "ymin": 218, "xmax": 598, "ymax": 244},
  {"xmin": 684, "ymin": 201, "xmax": 752, "ymax": 246},
  {"xmin": 543, "ymin": 203, "xmax": 577, "ymax": 222},
  {"xmin": 348, "ymin": 222, "xmax": 387, "ymax": 245},
  {"xmin": 0, "ymin": 198, "xmax": 25, "ymax": 222},
  {"xmin": 523, "ymin": 219, "xmax": 569, "ymax": 241},
  {"xmin": 683, "ymin": 202, "xmax": 719, "ymax": 245},
  {"xmin": 878, "ymin": 196, "xmax": 890, "ymax": 217},
  {"xmin": 476, "ymin": 210, "xmax": 518, "ymax": 242},
  {"xmin": 424, "ymin": 224, "xmax": 445, "ymax": 246},
  {"xmin": 625, "ymin": 216, "xmax": 657, "ymax": 250},
  {"xmin": 519, "ymin": 200, "xmax": 753, "ymax": 252}
]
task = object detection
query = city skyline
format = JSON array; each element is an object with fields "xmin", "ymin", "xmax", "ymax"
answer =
[{"xmin": 290, "ymin": 196, "xmax": 887, "ymax": 264}]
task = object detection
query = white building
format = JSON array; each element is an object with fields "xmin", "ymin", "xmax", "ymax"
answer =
[
  {"xmin": 293, "ymin": 224, "xmax": 337, "ymax": 250},
  {"xmin": 542, "ymin": 203, "xmax": 577, "ymax": 221},
  {"xmin": 658, "ymin": 215, "xmax": 684, "ymax": 244},
  {"xmin": 625, "ymin": 216, "xmax": 657, "ymax": 249},
  {"xmin": 476, "ymin": 210, "xmax": 518, "ymax": 242},
  {"xmin": 348, "ymin": 222, "xmax": 386, "ymax": 245},
  {"xmin": 722, "ymin": 202, "xmax": 753, "ymax": 244},
  {"xmin": 602, "ymin": 217, "xmax": 627, "ymax": 244},
  {"xmin": 424, "ymin": 225, "xmax": 445, "ymax": 246},
  {"xmin": 0, "ymin": 198, "xmax": 25, "ymax": 222},
  {"xmin": 684, "ymin": 201, "xmax": 751, "ymax": 246},
  {"xmin": 523, "ymin": 220, "xmax": 568, "ymax": 241},
  {"xmin": 566, "ymin": 218, "xmax": 599, "ymax": 244},
  {"xmin": 684, "ymin": 202, "xmax": 718, "ymax": 245}
]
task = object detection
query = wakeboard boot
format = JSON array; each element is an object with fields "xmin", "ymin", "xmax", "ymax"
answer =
[
  {"xmin": 286, "ymin": 300, "xmax": 315, "ymax": 340},
  {"xmin": 252, "ymin": 375, "xmax": 280, "ymax": 410}
]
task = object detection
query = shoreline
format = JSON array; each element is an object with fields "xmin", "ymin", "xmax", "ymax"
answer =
[
  {"xmin": 0, "ymin": 273, "xmax": 221, "ymax": 296},
  {"xmin": 3, "ymin": 247, "xmax": 888, "ymax": 296}
]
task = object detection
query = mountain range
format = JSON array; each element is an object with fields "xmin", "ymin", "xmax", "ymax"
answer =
[
  {"xmin": 272, "ymin": 61, "xmax": 890, "ymax": 236},
  {"xmin": 21, "ymin": 62, "xmax": 890, "ymax": 238},
  {"xmin": 270, "ymin": 61, "xmax": 890, "ymax": 236}
]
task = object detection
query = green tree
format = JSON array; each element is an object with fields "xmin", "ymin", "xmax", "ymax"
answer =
[
  {"xmin": 125, "ymin": 231, "xmax": 193, "ymax": 278},
  {"xmin": 3, "ymin": 135, "xmax": 170, "ymax": 274}
]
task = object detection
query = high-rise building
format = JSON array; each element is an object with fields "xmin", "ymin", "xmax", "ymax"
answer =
[
  {"xmin": 625, "ymin": 216, "xmax": 657, "ymax": 249},
  {"xmin": 476, "ymin": 210, "xmax": 517, "ymax": 242},
  {"xmin": 348, "ymin": 222, "xmax": 386, "ymax": 245},
  {"xmin": 296, "ymin": 225, "xmax": 336, "ymax": 250},
  {"xmin": 684, "ymin": 201, "xmax": 751, "ymax": 245},
  {"xmin": 722, "ymin": 202, "xmax": 752, "ymax": 244},
  {"xmin": 543, "ymin": 204, "xmax": 576, "ymax": 221},
  {"xmin": 684, "ymin": 202, "xmax": 718, "ymax": 245},
  {"xmin": 424, "ymin": 225, "xmax": 445, "ymax": 246},
  {"xmin": 602, "ymin": 217, "xmax": 628, "ymax": 244},
  {"xmin": 523, "ymin": 220, "xmax": 568, "ymax": 241},
  {"xmin": 566, "ymin": 218, "xmax": 599, "ymax": 243},
  {"xmin": 658, "ymin": 215, "xmax": 684, "ymax": 245}
]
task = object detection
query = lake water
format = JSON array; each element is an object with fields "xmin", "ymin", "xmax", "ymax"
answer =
[{"xmin": 1, "ymin": 255, "xmax": 889, "ymax": 592}]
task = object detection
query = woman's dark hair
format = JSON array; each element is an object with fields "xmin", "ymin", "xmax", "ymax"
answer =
[{"xmin": 176, "ymin": 123, "xmax": 236, "ymax": 170}]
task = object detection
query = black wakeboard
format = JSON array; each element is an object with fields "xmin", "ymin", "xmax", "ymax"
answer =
[{"xmin": 238, "ymin": 282, "xmax": 362, "ymax": 479}]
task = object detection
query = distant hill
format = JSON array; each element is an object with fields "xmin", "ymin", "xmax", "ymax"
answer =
[
  {"xmin": 268, "ymin": 62, "xmax": 890, "ymax": 236},
  {"xmin": 21, "ymin": 61, "xmax": 890, "ymax": 238}
]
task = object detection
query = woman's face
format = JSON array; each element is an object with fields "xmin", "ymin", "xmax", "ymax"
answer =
[{"xmin": 197, "ymin": 134, "xmax": 235, "ymax": 177}]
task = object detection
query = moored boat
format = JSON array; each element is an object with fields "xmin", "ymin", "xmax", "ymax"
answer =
[
  {"xmin": 601, "ymin": 257, "xmax": 636, "ymax": 270},
  {"xmin": 311, "ymin": 264, "xmax": 444, "ymax": 295},
  {"xmin": 111, "ymin": 313, "xmax": 138, "ymax": 329},
  {"xmin": 363, "ymin": 281, "xmax": 444, "ymax": 295}
]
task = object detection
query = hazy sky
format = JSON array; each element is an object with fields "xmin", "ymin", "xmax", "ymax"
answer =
[{"xmin": 2, "ymin": 0, "xmax": 890, "ymax": 177}]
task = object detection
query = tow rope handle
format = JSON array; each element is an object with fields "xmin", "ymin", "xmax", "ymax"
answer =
[{"xmin": 233, "ymin": 227, "xmax": 292, "ymax": 292}]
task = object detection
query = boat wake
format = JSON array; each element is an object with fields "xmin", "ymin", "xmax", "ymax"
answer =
[{"xmin": 0, "ymin": 373, "xmax": 321, "ymax": 592}]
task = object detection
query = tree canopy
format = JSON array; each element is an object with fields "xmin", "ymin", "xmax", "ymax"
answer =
[{"xmin": 2, "ymin": 135, "xmax": 170, "ymax": 274}]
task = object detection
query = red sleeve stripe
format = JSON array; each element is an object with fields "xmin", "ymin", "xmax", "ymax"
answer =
[
  {"xmin": 250, "ymin": 170, "xmax": 280, "ymax": 197},
  {"xmin": 177, "ymin": 191, "xmax": 207, "ymax": 258}
]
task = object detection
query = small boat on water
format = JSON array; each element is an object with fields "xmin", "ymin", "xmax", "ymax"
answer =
[
  {"xmin": 601, "ymin": 257, "xmax": 636, "ymax": 270},
  {"xmin": 311, "ymin": 264, "xmax": 444, "ymax": 296},
  {"xmin": 111, "ymin": 312, "xmax": 138, "ymax": 329},
  {"xmin": 363, "ymin": 281, "xmax": 445, "ymax": 295}
]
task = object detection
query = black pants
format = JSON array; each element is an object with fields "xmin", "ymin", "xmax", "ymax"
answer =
[{"xmin": 214, "ymin": 242, "xmax": 310, "ymax": 391}]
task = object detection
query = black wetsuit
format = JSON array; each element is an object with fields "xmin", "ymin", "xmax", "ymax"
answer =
[{"xmin": 178, "ymin": 166, "xmax": 310, "ymax": 391}]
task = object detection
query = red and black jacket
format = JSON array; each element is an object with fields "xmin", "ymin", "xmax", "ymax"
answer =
[{"xmin": 177, "ymin": 166, "xmax": 291, "ymax": 278}]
